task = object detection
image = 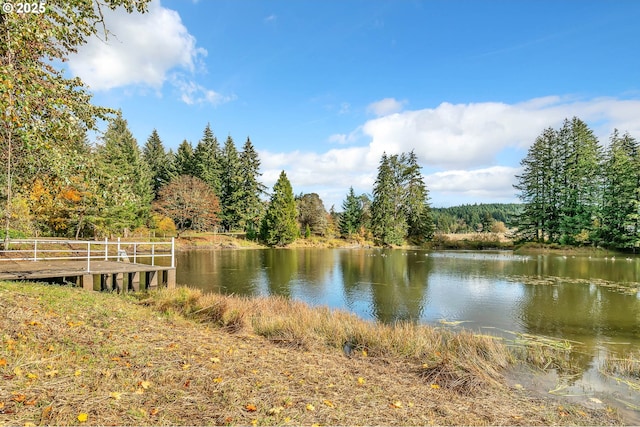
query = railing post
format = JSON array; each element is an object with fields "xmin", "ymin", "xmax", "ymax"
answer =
[
  {"xmin": 133, "ymin": 243, "xmax": 137, "ymax": 264},
  {"xmin": 33, "ymin": 239, "xmax": 37, "ymax": 261},
  {"xmin": 117, "ymin": 237, "xmax": 121, "ymax": 261},
  {"xmin": 151, "ymin": 243, "xmax": 155, "ymax": 266},
  {"xmin": 104, "ymin": 237, "xmax": 108, "ymax": 260},
  {"xmin": 171, "ymin": 237, "xmax": 175, "ymax": 268},
  {"xmin": 87, "ymin": 241, "xmax": 91, "ymax": 272}
]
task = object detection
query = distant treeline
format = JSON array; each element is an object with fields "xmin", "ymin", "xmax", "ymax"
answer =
[{"xmin": 432, "ymin": 203, "xmax": 521, "ymax": 233}]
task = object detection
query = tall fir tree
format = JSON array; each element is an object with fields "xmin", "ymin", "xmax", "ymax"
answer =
[
  {"xmin": 370, "ymin": 153, "xmax": 407, "ymax": 246},
  {"xmin": 142, "ymin": 129, "xmax": 174, "ymax": 198},
  {"xmin": 402, "ymin": 150, "xmax": 434, "ymax": 242},
  {"xmin": 219, "ymin": 136, "xmax": 243, "ymax": 231},
  {"xmin": 599, "ymin": 130, "xmax": 640, "ymax": 250},
  {"xmin": 193, "ymin": 123, "xmax": 222, "ymax": 196},
  {"xmin": 514, "ymin": 127, "xmax": 562, "ymax": 242},
  {"xmin": 238, "ymin": 137, "xmax": 266, "ymax": 235},
  {"xmin": 260, "ymin": 171, "xmax": 298, "ymax": 246},
  {"xmin": 515, "ymin": 118, "xmax": 603, "ymax": 244},
  {"xmin": 557, "ymin": 118, "xmax": 601, "ymax": 244},
  {"xmin": 174, "ymin": 140, "xmax": 197, "ymax": 176},
  {"xmin": 95, "ymin": 115, "xmax": 152, "ymax": 236},
  {"xmin": 340, "ymin": 187, "xmax": 363, "ymax": 237}
]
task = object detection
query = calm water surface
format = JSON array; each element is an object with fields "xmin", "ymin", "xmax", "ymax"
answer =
[{"xmin": 174, "ymin": 248, "xmax": 640, "ymax": 421}]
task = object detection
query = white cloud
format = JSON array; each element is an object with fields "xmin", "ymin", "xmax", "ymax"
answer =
[
  {"xmin": 68, "ymin": 0, "xmax": 232, "ymax": 106},
  {"xmin": 172, "ymin": 77, "xmax": 236, "ymax": 106},
  {"xmin": 366, "ymin": 97, "xmax": 407, "ymax": 116},
  {"xmin": 426, "ymin": 166, "xmax": 520, "ymax": 200},
  {"xmin": 260, "ymin": 96, "xmax": 640, "ymax": 208},
  {"xmin": 327, "ymin": 126, "xmax": 362, "ymax": 145},
  {"xmin": 363, "ymin": 97, "xmax": 640, "ymax": 169}
]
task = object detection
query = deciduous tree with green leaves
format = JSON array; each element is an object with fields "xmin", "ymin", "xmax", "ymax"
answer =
[
  {"xmin": 296, "ymin": 192, "xmax": 328, "ymax": 236},
  {"xmin": 1, "ymin": 0, "xmax": 150, "ymax": 246}
]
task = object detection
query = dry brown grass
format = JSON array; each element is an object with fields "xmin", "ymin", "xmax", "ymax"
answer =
[{"xmin": 0, "ymin": 282, "xmax": 622, "ymax": 426}]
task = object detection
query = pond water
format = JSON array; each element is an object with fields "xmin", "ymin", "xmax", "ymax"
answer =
[{"xmin": 173, "ymin": 248, "xmax": 640, "ymax": 421}]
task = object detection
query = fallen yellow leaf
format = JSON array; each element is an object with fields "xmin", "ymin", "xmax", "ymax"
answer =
[
  {"xmin": 323, "ymin": 400, "xmax": 334, "ymax": 408},
  {"xmin": 245, "ymin": 404, "xmax": 257, "ymax": 412},
  {"xmin": 0, "ymin": 358, "xmax": 7, "ymax": 366},
  {"xmin": 140, "ymin": 380, "xmax": 151, "ymax": 389},
  {"xmin": 268, "ymin": 406, "xmax": 284, "ymax": 415},
  {"xmin": 109, "ymin": 392, "xmax": 122, "ymax": 400},
  {"xmin": 213, "ymin": 377, "xmax": 223, "ymax": 383},
  {"xmin": 306, "ymin": 403, "xmax": 315, "ymax": 411},
  {"xmin": 45, "ymin": 370, "xmax": 58, "ymax": 377},
  {"xmin": 362, "ymin": 349, "xmax": 368, "ymax": 357},
  {"xmin": 210, "ymin": 357, "xmax": 221, "ymax": 363},
  {"xmin": 357, "ymin": 377, "xmax": 365, "ymax": 385},
  {"xmin": 26, "ymin": 372, "xmax": 38, "ymax": 379},
  {"xmin": 392, "ymin": 401, "xmax": 403, "ymax": 408},
  {"xmin": 77, "ymin": 413, "xmax": 88, "ymax": 423},
  {"xmin": 430, "ymin": 384, "xmax": 440, "ymax": 389}
]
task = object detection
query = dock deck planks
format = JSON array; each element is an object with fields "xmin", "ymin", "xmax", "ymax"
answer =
[{"xmin": 0, "ymin": 260, "xmax": 176, "ymax": 291}]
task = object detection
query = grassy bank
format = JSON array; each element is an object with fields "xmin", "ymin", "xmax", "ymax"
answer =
[
  {"xmin": 175, "ymin": 232, "xmax": 517, "ymax": 251},
  {"xmin": 513, "ymin": 242, "xmax": 620, "ymax": 256},
  {"xmin": 0, "ymin": 282, "xmax": 621, "ymax": 425},
  {"xmin": 429, "ymin": 232, "xmax": 514, "ymax": 250}
]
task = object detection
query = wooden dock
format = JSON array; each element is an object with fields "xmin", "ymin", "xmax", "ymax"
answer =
[{"xmin": 0, "ymin": 238, "xmax": 176, "ymax": 292}]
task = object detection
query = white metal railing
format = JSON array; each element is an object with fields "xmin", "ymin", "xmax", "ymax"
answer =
[{"xmin": 0, "ymin": 238, "xmax": 175, "ymax": 273}]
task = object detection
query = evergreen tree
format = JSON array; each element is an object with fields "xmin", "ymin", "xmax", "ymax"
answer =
[
  {"xmin": 238, "ymin": 137, "xmax": 267, "ymax": 234},
  {"xmin": 95, "ymin": 115, "xmax": 152, "ymax": 235},
  {"xmin": 340, "ymin": 187, "xmax": 363, "ymax": 237},
  {"xmin": 260, "ymin": 171, "xmax": 298, "ymax": 246},
  {"xmin": 515, "ymin": 118, "xmax": 602, "ymax": 244},
  {"xmin": 599, "ymin": 130, "xmax": 640, "ymax": 250},
  {"xmin": 193, "ymin": 123, "xmax": 222, "ymax": 195},
  {"xmin": 142, "ymin": 129, "xmax": 173, "ymax": 198},
  {"xmin": 557, "ymin": 118, "xmax": 601, "ymax": 244},
  {"xmin": 219, "ymin": 136, "xmax": 243, "ymax": 231},
  {"xmin": 402, "ymin": 150, "xmax": 434, "ymax": 242},
  {"xmin": 370, "ymin": 151, "xmax": 433, "ymax": 245},
  {"xmin": 514, "ymin": 127, "xmax": 559, "ymax": 242},
  {"xmin": 370, "ymin": 153, "xmax": 407, "ymax": 245},
  {"xmin": 174, "ymin": 140, "xmax": 197, "ymax": 176}
]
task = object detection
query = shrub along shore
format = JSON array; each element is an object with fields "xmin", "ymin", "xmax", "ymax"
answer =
[{"xmin": 0, "ymin": 282, "xmax": 622, "ymax": 426}]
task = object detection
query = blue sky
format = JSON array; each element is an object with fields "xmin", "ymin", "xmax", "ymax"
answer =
[{"xmin": 67, "ymin": 0, "xmax": 640, "ymax": 208}]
